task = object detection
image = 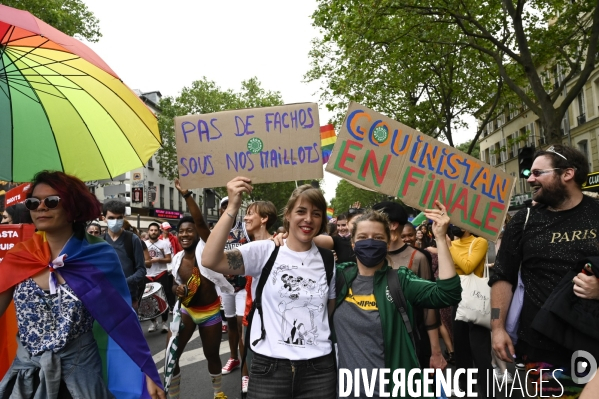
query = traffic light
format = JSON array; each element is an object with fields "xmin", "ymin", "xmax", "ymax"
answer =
[{"xmin": 518, "ymin": 146, "xmax": 535, "ymax": 178}]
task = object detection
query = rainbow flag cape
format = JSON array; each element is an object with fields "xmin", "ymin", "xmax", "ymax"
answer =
[
  {"xmin": 0, "ymin": 303, "xmax": 18, "ymax": 380},
  {"xmin": 0, "ymin": 231, "xmax": 162, "ymax": 398},
  {"xmin": 326, "ymin": 207, "xmax": 334, "ymax": 220},
  {"xmin": 320, "ymin": 124, "xmax": 337, "ymax": 164}
]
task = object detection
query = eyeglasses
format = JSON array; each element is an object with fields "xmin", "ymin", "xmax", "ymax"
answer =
[
  {"xmin": 546, "ymin": 146, "xmax": 568, "ymax": 161},
  {"xmin": 24, "ymin": 196, "xmax": 61, "ymax": 210},
  {"xmin": 530, "ymin": 168, "xmax": 561, "ymax": 177}
]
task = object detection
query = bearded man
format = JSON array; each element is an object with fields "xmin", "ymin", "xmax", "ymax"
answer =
[{"xmin": 491, "ymin": 145, "xmax": 599, "ymax": 397}]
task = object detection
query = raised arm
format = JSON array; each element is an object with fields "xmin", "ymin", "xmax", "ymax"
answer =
[
  {"xmin": 424, "ymin": 201, "xmax": 456, "ymax": 281},
  {"xmin": 176, "ymin": 178, "xmax": 211, "ymax": 243},
  {"xmin": 201, "ymin": 177, "xmax": 253, "ymax": 275}
]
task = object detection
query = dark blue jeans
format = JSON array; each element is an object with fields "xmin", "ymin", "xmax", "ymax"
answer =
[{"xmin": 248, "ymin": 351, "xmax": 336, "ymax": 399}]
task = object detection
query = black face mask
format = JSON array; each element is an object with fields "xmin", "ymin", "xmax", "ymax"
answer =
[
  {"xmin": 451, "ymin": 226, "xmax": 465, "ymax": 238},
  {"xmin": 353, "ymin": 239, "xmax": 388, "ymax": 268}
]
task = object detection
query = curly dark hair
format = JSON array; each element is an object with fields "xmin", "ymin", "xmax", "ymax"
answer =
[{"xmin": 29, "ymin": 171, "xmax": 102, "ymax": 231}]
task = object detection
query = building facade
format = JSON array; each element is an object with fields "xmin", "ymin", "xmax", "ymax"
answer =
[{"xmin": 478, "ymin": 64, "xmax": 599, "ymax": 211}]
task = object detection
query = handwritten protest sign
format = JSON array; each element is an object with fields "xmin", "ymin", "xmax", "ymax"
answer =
[
  {"xmin": 326, "ymin": 102, "xmax": 515, "ymax": 241},
  {"xmin": 175, "ymin": 103, "xmax": 323, "ymax": 189}
]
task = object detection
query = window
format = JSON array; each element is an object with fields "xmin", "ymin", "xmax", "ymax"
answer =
[
  {"xmin": 169, "ymin": 187, "xmax": 174, "ymax": 210},
  {"xmin": 578, "ymin": 140, "xmax": 591, "ymax": 169},
  {"xmin": 159, "ymin": 184, "xmax": 165, "ymax": 208},
  {"xmin": 178, "ymin": 191, "xmax": 182, "ymax": 211},
  {"xmin": 578, "ymin": 90, "xmax": 586, "ymax": 125},
  {"xmin": 147, "ymin": 156, "xmax": 154, "ymax": 169},
  {"xmin": 500, "ymin": 139, "xmax": 507, "ymax": 163},
  {"xmin": 148, "ymin": 182, "xmax": 155, "ymax": 206}
]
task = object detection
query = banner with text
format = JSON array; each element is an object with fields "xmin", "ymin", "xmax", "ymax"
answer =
[
  {"xmin": 175, "ymin": 103, "xmax": 323, "ymax": 189},
  {"xmin": 326, "ymin": 102, "xmax": 515, "ymax": 241}
]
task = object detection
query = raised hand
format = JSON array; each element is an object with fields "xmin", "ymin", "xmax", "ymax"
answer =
[
  {"xmin": 424, "ymin": 201, "xmax": 450, "ymax": 239},
  {"xmin": 226, "ymin": 177, "xmax": 253, "ymax": 213}
]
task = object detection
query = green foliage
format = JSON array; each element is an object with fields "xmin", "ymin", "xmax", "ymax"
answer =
[
  {"xmin": 308, "ymin": 0, "xmax": 599, "ymax": 144},
  {"xmin": 330, "ymin": 180, "xmax": 400, "ymax": 216},
  {"xmin": 308, "ymin": 0, "xmax": 502, "ymax": 147},
  {"xmin": 2, "ymin": 0, "xmax": 102, "ymax": 42},
  {"xmin": 456, "ymin": 140, "xmax": 480, "ymax": 159}
]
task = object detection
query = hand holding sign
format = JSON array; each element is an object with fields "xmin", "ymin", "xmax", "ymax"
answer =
[
  {"xmin": 424, "ymin": 200, "xmax": 450, "ymax": 239},
  {"xmin": 225, "ymin": 177, "xmax": 253, "ymax": 215}
]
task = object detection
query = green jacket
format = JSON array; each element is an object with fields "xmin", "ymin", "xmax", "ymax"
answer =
[{"xmin": 333, "ymin": 261, "xmax": 462, "ymax": 397}]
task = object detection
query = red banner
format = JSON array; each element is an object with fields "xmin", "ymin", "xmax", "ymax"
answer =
[
  {"xmin": 4, "ymin": 183, "xmax": 31, "ymax": 208},
  {"xmin": 0, "ymin": 224, "xmax": 36, "ymax": 379}
]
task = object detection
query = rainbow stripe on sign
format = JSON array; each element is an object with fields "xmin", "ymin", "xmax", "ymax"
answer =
[
  {"xmin": 321, "ymin": 124, "xmax": 337, "ymax": 164},
  {"xmin": 327, "ymin": 207, "xmax": 334, "ymax": 219}
]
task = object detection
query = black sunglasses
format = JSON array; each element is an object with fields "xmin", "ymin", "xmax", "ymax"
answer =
[{"xmin": 24, "ymin": 196, "xmax": 61, "ymax": 210}]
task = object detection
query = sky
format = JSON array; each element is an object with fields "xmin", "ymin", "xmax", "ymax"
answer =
[{"xmin": 83, "ymin": 0, "xmax": 474, "ymax": 202}]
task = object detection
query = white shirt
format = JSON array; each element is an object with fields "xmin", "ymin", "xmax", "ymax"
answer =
[
  {"xmin": 238, "ymin": 240, "xmax": 336, "ymax": 360},
  {"xmin": 145, "ymin": 239, "xmax": 172, "ymax": 277}
]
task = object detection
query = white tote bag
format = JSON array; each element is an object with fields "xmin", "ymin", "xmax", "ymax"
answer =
[{"xmin": 455, "ymin": 241, "xmax": 491, "ymax": 329}]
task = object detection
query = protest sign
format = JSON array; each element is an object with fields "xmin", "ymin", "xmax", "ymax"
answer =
[
  {"xmin": 326, "ymin": 102, "xmax": 515, "ymax": 241},
  {"xmin": 175, "ymin": 103, "xmax": 323, "ymax": 189},
  {"xmin": 4, "ymin": 183, "xmax": 31, "ymax": 208}
]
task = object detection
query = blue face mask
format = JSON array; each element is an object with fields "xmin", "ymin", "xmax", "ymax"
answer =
[{"xmin": 353, "ymin": 239, "xmax": 388, "ymax": 268}]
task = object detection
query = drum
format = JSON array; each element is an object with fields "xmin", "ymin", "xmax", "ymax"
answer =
[{"xmin": 138, "ymin": 282, "xmax": 168, "ymax": 321}]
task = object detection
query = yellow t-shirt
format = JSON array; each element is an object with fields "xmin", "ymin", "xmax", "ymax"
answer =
[{"xmin": 449, "ymin": 235, "xmax": 488, "ymax": 277}]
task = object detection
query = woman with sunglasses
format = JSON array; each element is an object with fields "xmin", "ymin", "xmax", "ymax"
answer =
[
  {"xmin": 202, "ymin": 177, "xmax": 336, "ymax": 399},
  {"xmin": 0, "ymin": 171, "xmax": 164, "ymax": 399}
]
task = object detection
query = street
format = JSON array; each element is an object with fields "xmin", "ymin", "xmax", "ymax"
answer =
[
  {"xmin": 145, "ymin": 317, "xmax": 531, "ymax": 399},
  {"xmin": 144, "ymin": 318, "xmax": 245, "ymax": 399}
]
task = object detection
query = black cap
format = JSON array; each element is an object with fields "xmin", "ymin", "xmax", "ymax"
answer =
[{"xmin": 372, "ymin": 201, "xmax": 408, "ymax": 225}]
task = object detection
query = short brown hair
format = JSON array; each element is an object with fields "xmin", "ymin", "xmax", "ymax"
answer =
[
  {"xmin": 350, "ymin": 210, "xmax": 391, "ymax": 243},
  {"xmin": 283, "ymin": 185, "xmax": 327, "ymax": 235},
  {"xmin": 247, "ymin": 201, "xmax": 278, "ymax": 230}
]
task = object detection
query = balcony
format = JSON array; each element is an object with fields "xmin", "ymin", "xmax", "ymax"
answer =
[{"xmin": 577, "ymin": 114, "xmax": 586, "ymax": 126}]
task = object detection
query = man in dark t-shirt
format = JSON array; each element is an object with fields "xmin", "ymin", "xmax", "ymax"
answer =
[{"xmin": 491, "ymin": 145, "xmax": 599, "ymax": 396}]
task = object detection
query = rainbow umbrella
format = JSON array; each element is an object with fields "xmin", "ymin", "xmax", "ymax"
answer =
[{"xmin": 0, "ymin": 5, "xmax": 161, "ymax": 182}]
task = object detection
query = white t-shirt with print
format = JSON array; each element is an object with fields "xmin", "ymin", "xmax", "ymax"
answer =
[
  {"xmin": 145, "ymin": 239, "xmax": 172, "ymax": 277},
  {"xmin": 238, "ymin": 240, "xmax": 335, "ymax": 360}
]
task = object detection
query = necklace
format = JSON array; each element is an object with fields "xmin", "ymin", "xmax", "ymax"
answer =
[{"xmin": 298, "ymin": 247, "xmax": 313, "ymax": 265}]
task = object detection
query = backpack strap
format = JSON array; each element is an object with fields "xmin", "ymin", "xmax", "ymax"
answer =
[
  {"xmin": 386, "ymin": 268, "xmax": 420, "ymax": 366},
  {"xmin": 122, "ymin": 230, "xmax": 135, "ymax": 263},
  {"xmin": 241, "ymin": 245, "xmax": 279, "ymax": 382},
  {"xmin": 246, "ymin": 246, "xmax": 280, "ymax": 347},
  {"xmin": 316, "ymin": 246, "xmax": 335, "ymax": 286}
]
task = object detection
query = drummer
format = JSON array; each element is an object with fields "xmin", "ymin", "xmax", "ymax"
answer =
[{"xmin": 167, "ymin": 179, "xmax": 233, "ymax": 399}]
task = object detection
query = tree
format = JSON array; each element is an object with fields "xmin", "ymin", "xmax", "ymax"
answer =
[
  {"xmin": 330, "ymin": 180, "xmax": 400, "ymax": 216},
  {"xmin": 308, "ymin": 1, "xmax": 504, "ymax": 152},
  {"xmin": 2, "ymin": 0, "xmax": 102, "ymax": 42},
  {"xmin": 310, "ymin": 0, "xmax": 599, "ymax": 144},
  {"xmin": 156, "ymin": 77, "xmax": 302, "ymax": 228},
  {"xmin": 456, "ymin": 139, "xmax": 480, "ymax": 160}
]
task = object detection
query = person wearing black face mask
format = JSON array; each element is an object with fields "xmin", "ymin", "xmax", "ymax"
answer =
[{"xmin": 332, "ymin": 201, "xmax": 462, "ymax": 398}]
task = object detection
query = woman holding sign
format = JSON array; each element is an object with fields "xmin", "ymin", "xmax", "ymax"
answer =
[
  {"xmin": 333, "ymin": 202, "xmax": 462, "ymax": 398},
  {"xmin": 202, "ymin": 177, "xmax": 336, "ymax": 399}
]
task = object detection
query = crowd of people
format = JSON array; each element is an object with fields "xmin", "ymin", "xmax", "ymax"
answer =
[{"xmin": 0, "ymin": 143, "xmax": 598, "ymax": 398}]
